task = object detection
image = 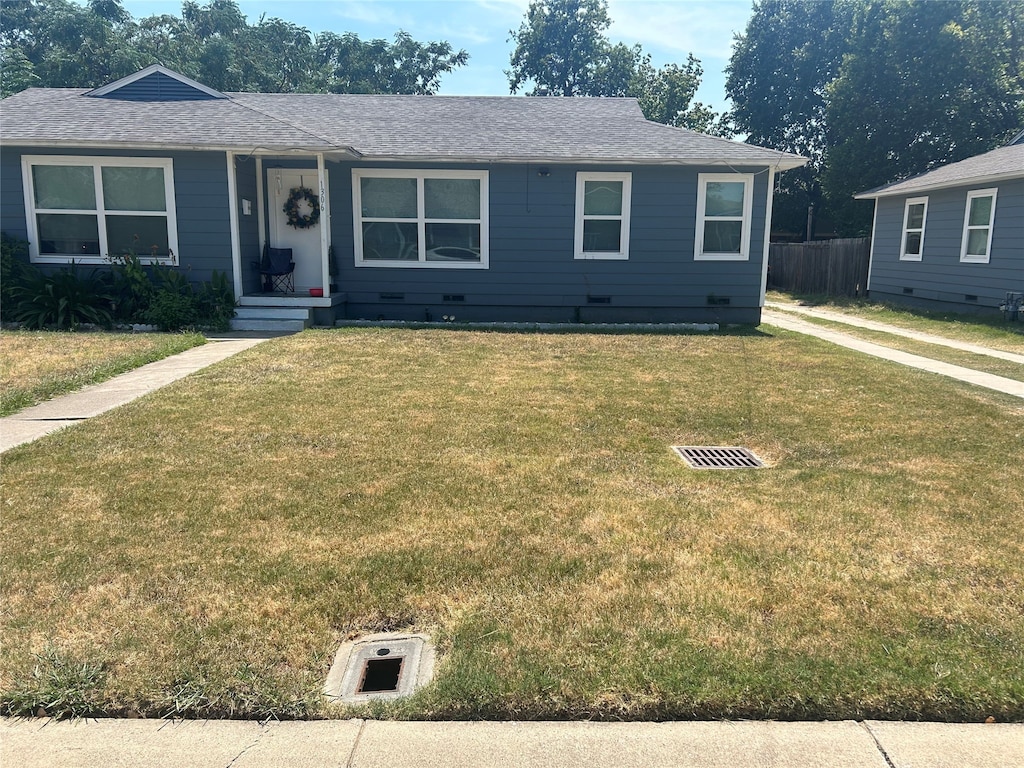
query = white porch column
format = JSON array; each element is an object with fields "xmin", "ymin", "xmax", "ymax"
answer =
[
  {"xmin": 226, "ymin": 151, "xmax": 243, "ymax": 299},
  {"xmin": 317, "ymin": 152, "xmax": 331, "ymax": 294},
  {"xmin": 255, "ymin": 156, "xmax": 266, "ymax": 253}
]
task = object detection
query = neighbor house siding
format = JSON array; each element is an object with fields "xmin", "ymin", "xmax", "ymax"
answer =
[
  {"xmin": 868, "ymin": 179, "xmax": 1024, "ymax": 312},
  {"xmin": 327, "ymin": 162, "xmax": 769, "ymax": 323},
  {"xmin": 0, "ymin": 146, "xmax": 234, "ymax": 284}
]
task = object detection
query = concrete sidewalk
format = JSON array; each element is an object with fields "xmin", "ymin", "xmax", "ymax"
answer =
[
  {"xmin": 2, "ymin": 717, "xmax": 1022, "ymax": 768},
  {"xmin": 0, "ymin": 336, "xmax": 274, "ymax": 453},
  {"xmin": 764, "ymin": 301, "xmax": 1024, "ymax": 365},
  {"xmin": 761, "ymin": 310, "xmax": 1024, "ymax": 399}
]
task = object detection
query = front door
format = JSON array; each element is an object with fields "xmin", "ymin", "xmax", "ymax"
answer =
[{"xmin": 267, "ymin": 169, "xmax": 325, "ymax": 293}]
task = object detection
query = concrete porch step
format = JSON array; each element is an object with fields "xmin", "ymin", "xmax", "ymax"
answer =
[
  {"xmin": 230, "ymin": 305, "xmax": 312, "ymax": 332},
  {"xmin": 234, "ymin": 306, "xmax": 312, "ymax": 321},
  {"xmin": 230, "ymin": 318, "xmax": 308, "ymax": 332}
]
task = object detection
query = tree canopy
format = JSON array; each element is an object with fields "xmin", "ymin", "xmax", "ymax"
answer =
[
  {"xmin": 727, "ymin": 0, "xmax": 1024, "ymax": 237},
  {"xmin": 0, "ymin": 0, "xmax": 469, "ymax": 97},
  {"xmin": 507, "ymin": 0, "xmax": 731, "ymax": 136}
]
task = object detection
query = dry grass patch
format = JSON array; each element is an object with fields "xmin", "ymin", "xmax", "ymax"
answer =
[
  {"xmin": 1, "ymin": 328, "xmax": 1022, "ymax": 721},
  {"xmin": 0, "ymin": 329, "xmax": 205, "ymax": 415}
]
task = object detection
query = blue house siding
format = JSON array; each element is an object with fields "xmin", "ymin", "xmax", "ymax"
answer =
[
  {"xmin": 233, "ymin": 155, "xmax": 261, "ymax": 293},
  {"xmin": 0, "ymin": 146, "xmax": 235, "ymax": 285},
  {"xmin": 0, "ymin": 146, "xmax": 30, "ymax": 243},
  {"xmin": 3, "ymin": 144, "xmax": 776, "ymax": 323},
  {"xmin": 92, "ymin": 71, "xmax": 220, "ymax": 101},
  {"xmin": 326, "ymin": 162, "xmax": 769, "ymax": 323},
  {"xmin": 869, "ymin": 179, "xmax": 1024, "ymax": 312}
]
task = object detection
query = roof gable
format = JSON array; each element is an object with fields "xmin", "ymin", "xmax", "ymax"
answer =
[{"xmin": 86, "ymin": 64, "xmax": 227, "ymax": 101}]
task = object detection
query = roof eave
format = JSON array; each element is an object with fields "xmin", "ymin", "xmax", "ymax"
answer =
[
  {"xmin": 1, "ymin": 140, "xmax": 806, "ymax": 169},
  {"xmin": 0, "ymin": 139, "xmax": 358, "ymax": 157},
  {"xmin": 354, "ymin": 154, "xmax": 808, "ymax": 169},
  {"xmin": 854, "ymin": 169, "xmax": 1024, "ymax": 199}
]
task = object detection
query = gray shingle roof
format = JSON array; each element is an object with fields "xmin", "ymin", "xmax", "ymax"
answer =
[
  {"xmin": 855, "ymin": 143, "xmax": 1024, "ymax": 199},
  {"xmin": 0, "ymin": 86, "xmax": 805, "ymax": 168}
]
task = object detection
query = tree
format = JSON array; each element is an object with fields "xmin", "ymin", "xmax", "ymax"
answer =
[
  {"xmin": 0, "ymin": 0, "xmax": 469, "ymax": 97},
  {"xmin": 507, "ymin": 0, "xmax": 730, "ymax": 135},
  {"xmin": 508, "ymin": 0, "xmax": 612, "ymax": 96},
  {"xmin": 823, "ymin": 0, "xmax": 1024, "ymax": 233},
  {"xmin": 726, "ymin": 0, "xmax": 855, "ymax": 238},
  {"xmin": 313, "ymin": 31, "xmax": 469, "ymax": 95},
  {"xmin": 0, "ymin": 0, "xmax": 148, "ymax": 95},
  {"xmin": 726, "ymin": 0, "xmax": 1024, "ymax": 237}
]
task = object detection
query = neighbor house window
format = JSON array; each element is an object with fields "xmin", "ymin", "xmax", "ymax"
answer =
[
  {"xmin": 21, "ymin": 155, "xmax": 178, "ymax": 264},
  {"xmin": 900, "ymin": 197, "xmax": 928, "ymax": 261},
  {"xmin": 960, "ymin": 189, "xmax": 997, "ymax": 263},
  {"xmin": 574, "ymin": 172, "xmax": 631, "ymax": 259},
  {"xmin": 695, "ymin": 173, "xmax": 754, "ymax": 260},
  {"xmin": 352, "ymin": 169, "xmax": 488, "ymax": 268}
]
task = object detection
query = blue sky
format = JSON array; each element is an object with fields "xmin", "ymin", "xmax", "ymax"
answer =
[{"xmin": 120, "ymin": 1, "xmax": 753, "ymax": 113}]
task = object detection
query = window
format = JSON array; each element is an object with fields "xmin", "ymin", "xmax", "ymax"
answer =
[
  {"xmin": 695, "ymin": 174, "xmax": 754, "ymax": 260},
  {"xmin": 352, "ymin": 169, "xmax": 488, "ymax": 268},
  {"xmin": 960, "ymin": 189, "xmax": 997, "ymax": 263},
  {"xmin": 900, "ymin": 197, "xmax": 928, "ymax": 261},
  {"xmin": 21, "ymin": 156, "xmax": 178, "ymax": 264},
  {"xmin": 574, "ymin": 172, "xmax": 631, "ymax": 259}
]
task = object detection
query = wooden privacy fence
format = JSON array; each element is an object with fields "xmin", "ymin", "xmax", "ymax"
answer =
[{"xmin": 768, "ymin": 237, "xmax": 871, "ymax": 297}]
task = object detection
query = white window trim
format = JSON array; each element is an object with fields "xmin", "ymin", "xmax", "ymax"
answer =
[
  {"xmin": 574, "ymin": 171, "xmax": 632, "ymax": 260},
  {"xmin": 960, "ymin": 188, "xmax": 997, "ymax": 264},
  {"xmin": 694, "ymin": 173, "xmax": 754, "ymax": 261},
  {"xmin": 899, "ymin": 196, "xmax": 928, "ymax": 262},
  {"xmin": 352, "ymin": 168, "xmax": 489, "ymax": 269},
  {"xmin": 20, "ymin": 155, "xmax": 179, "ymax": 265}
]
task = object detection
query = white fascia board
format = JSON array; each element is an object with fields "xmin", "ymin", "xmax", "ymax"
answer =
[
  {"xmin": 854, "ymin": 171, "xmax": 1024, "ymax": 199},
  {"xmin": 352, "ymin": 155, "xmax": 808, "ymax": 169},
  {"xmin": 86, "ymin": 64, "xmax": 229, "ymax": 99},
  {"xmin": 3, "ymin": 141, "xmax": 358, "ymax": 157}
]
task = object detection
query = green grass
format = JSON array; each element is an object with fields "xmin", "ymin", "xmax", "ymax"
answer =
[
  {"xmin": 1, "ymin": 328, "xmax": 1022, "ymax": 721},
  {"xmin": 766, "ymin": 290, "xmax": 1024, "ymax": 354},
  {"xmin": 0, "ymin": 329, "xmax": 205, "ymax": 416}
]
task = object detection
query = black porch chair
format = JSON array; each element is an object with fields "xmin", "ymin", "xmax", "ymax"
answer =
[{"xmin": 256, "ymin": 246, "xmax": 295, "ymax": 293}]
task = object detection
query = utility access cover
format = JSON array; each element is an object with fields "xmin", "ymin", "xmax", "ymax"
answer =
[
  {"xmin": 672, "ymin": 446, "xmax": 765, "ymax": 469},
  {"xmin": 324, "ymin": 632, "xmax": 435, "ymax": 704}
]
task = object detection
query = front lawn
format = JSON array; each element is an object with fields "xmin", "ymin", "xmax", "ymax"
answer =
[
  {"xmin": 1, "ymin": 328, "xmax": 1021, "ymax": 721},
  {"xmin": 0, "ymin": 329, "xmax": 206, "ymax": 416}
]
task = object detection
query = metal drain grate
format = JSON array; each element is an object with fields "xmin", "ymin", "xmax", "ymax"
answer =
[{"xmin": 672, "ymin": 446, "xmax": 765, "ymax": 469}]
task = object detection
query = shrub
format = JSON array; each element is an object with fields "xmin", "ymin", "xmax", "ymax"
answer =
[
  {"xmin": 11, "ymin": 266, "xmax": 114, "ymax": 329},
  {"xmin": 196, "ymin": 270, "xmax": 236, "ymax": 332},
  {"xmin": 107, "ymin": 251, "xmax": 156, "ymax": 322},
  {"xmin": 145, "ymin": 290, "xmax": 200, "ymax": 331},
  {"xmin": 1, "ymin": 233, "xmax": 35, "ymax": 321}
]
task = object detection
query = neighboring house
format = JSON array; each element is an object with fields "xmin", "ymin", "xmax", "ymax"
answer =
[
  {"xmin": 855, "ymin": 134, "xmax": 1024, "ymax": 314},
  {"xmin": 0, "ymin": 65, "xmax": 805, "ymax": 326}
]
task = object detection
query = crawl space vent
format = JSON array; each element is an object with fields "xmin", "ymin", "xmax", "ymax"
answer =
[{"xmin": 672, "ymin": 446, "xmax": 765, "ymax": 469}]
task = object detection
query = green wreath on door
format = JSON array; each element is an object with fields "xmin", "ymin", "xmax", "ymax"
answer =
[{"xmin": 283, "ymin": 186, "xmax": 321, "ymax": 229}]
